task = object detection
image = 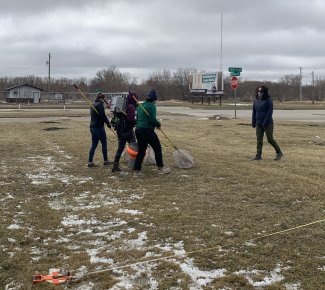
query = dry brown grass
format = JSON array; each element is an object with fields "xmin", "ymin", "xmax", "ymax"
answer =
[{"xmin": 0, "ymin": 111, "xmax": 324, "ymax": 289}]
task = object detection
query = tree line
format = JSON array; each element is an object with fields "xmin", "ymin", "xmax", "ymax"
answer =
[{"xmin": 1, "ymin": 66, "xmax": 324, "ymax": 102}]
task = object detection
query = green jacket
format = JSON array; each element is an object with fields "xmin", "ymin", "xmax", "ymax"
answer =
[{"xmin": 136, "ymin": 101, "xmax": 161, "ymax": 129}]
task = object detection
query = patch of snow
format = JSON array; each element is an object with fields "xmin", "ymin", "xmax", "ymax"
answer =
[
  {"xmin": 126, "ymin": 231, "xmax": 148, "ymax": 247},
  {"xmin": 61, "ymin": 215, "xmax": 99, "ymax": 226},
  {"xmin": 118, "ymin": 209, "xmax": 143, "ymax": 215},
  {"xmin": 86, "ymin": 248, "xmax": 114, "ymax": 264},
  {"xmin": 48, "ymin": 192, "xmax": 65, "ymax": 198},
  {"xmin": 224, "ymin": 231, "xmax": 234, "ymax": 236},
  {"xmin": 7, "ymin": 224, "xmax": 21, "ymax": 230},
  {"xmin": 285, "ymin": 282, "xmax": 301, "ymax": 290},
  {"xmin": 180, "ymin": 258, "xmax": 226, "ymax": 287},
  {"xmin": 235, "ymin": 263, "xmax": 285, "ymax": 287},
  {"xmin": 5, "ymin": 281, "xmax": 23, "ymax": 290}
]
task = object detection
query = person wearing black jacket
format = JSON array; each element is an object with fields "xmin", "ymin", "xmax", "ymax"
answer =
[
  {"xmin": 111, "ymin": 92, "xmax": 138, "ymax": 172},
  {"xmin": 252, "ymin": 86, "xmax": 283, "ymax": 161},
  {"xmin": 88, "ymin": 93, "xmax": 112, "ymax": 167}
]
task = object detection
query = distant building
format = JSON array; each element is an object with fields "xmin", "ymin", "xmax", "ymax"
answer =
[{"xmin": 6, "ymin": 84, "xmax": 43, "ymax": 103}]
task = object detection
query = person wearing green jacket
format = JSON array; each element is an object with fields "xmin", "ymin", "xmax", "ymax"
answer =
[{"xmin": 133, "ymin": 89, "xmax": 170, "ymax": 177}]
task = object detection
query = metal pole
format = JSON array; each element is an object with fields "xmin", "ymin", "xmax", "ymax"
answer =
[
  {"xmin": 311, "ymin": 71, "xmax": 315, "ymax": 104},
  {"xmin": 219, "ymin": 13, "xmax": 223, "ymax": 107},
  {"xmin": 48, "ymin": 53, "xmax": 51, "ymax": 102},
  {"xmin": 220, "ymin": 13, "xmax": 223, "ymax": 72},
  {"xmin": 234, "ymin": 89, "xmax": 237, "ymax": 119},
  {"xmin": 299, "ymin": 67, "xmax": 303, "ymax": 101}
]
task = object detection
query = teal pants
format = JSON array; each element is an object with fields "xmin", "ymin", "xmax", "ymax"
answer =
[{"xmin": 256, "ymin": 124, "xmax": 281, "ymax": 155}]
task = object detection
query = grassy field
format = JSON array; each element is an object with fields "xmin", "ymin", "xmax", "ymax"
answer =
[{"xmin": 0, "ymin": 110, "xmax": 324, "ymax": 289}]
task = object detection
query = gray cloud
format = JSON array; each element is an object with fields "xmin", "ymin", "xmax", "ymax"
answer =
[{"xmin": 0, "ymin": 0, "xmax": 324, "ymax": 83}]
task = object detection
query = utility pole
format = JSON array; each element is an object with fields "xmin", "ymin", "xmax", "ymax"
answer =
[
  {"xmin": 311, "ymin": 71, "xmax": 315, "ymax": 104},
  {"xmin": 219, "ymin": 12, "xmax": 223, "ymax": 107},
  {"xmin": 46, "ymin": 53, "xmax": 51, "ymax": 101},
  {"xmin": 219, "ymin": 12, "xmax": 223, "ymax": 73},
  {"xmin": 299, "ymin": 67, "xmax": 303, "ymax": 101}
]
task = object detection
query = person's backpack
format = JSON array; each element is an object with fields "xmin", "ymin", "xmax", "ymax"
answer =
[{"xmin": 111, "ymin": 108, "xmax": 128, "ymax": 131}]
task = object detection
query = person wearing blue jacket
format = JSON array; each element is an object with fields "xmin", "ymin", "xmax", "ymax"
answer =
[
  {"xmin": 88, "ymin": 93, "xmax": 112, "ymax": 167},
  {"xmin": 252, "ymin": 86, "xmax": 283, "ymax": 161}
]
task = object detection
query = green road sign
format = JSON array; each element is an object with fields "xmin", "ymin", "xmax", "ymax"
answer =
[
  {"xmin": 202, "ymin": 73, "xmax": 216, "ymax": 83},
  {"xmin": 228, "ymin": 67, "xmax": 242, "ymax": 73},
  {"xmin": 230, "ymin": 72, "xmax": 240, "ymax": 77}
]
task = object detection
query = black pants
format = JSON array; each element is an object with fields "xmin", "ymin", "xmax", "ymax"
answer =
[
  {"xmin": 256, "ymin": 123, "xmax": 281, "ymax": 154},
  {"xmin": 113, "ymin": 130, "xmax": 136, "ymax": 165},
  {"xmin": 134, "ymin": 128, "xmax": 163, "ymax": 171}
]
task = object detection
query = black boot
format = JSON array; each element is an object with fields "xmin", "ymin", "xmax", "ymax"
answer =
[
  {"xmin": 112, "ymin": 163, "xmax": 121, "ymax": 172},
  {"xmin": 274, "ymin": 152, "xmax": 283, "ymax": 161},
  {"xmin": 251, "ymin": 153, "xmax": 262, "ymax": 161}
]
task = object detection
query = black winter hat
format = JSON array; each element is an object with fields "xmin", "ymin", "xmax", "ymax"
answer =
[{"xmin": 146, "ymin": 89, "xmax": 157, "ymax": 101}]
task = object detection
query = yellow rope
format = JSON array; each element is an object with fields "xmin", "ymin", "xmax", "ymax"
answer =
[{"xmin": 83, "ymin": 217, "xmax": 325, "ymax": 277}]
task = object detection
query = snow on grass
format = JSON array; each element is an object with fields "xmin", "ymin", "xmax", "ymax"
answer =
[
  {"xmin": 234, "ymin": 263, "xmax": 286, "ymax": 287},
  {"xmin": 50, "ymin": 143, "xmax": 73, "ymax": 159},
  {"xmin": 117, "ymin": 209, "xmax": 143, "ymax": 215},
  {"xmin": 86, "ymin": 248, "xmax": 114, "ymax": 264},
  {"xmin": 7, "ymin": 223, "xmax": 21, "ymax": 230},
  {"xmin": 5, "ymin": 151, "xmax": 296, "ymax": 289},
  {"xmin": 284, "ymin": 282, "xmax": 301, "ymax": 290},
  {"xmin": 125, "ymin": 231, "xmax": 148, "ymax": 248},
  {"xmin": 180, "ymin": 257, "xmax": 226, "ymax": 288},
  {"xmin": 4, "ymin": 281, "xmax": 24, "ymax": 290},
  {"xmin": 61, "ymin": 215, "xmax": 99, "ymax": 226}
]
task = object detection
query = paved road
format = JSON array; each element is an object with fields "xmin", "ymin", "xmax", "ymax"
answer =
[
  {"xmin": 0, "ymin": 107, "xmax": 324, "ymax": 123},
  {"xmin": 158, "ymin": 107, "xmax": 325, "ymax": 123}
]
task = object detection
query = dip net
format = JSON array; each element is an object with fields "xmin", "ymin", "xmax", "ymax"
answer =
[{"xmin": 172, "ymin": 148, "xmax": 194, "ymax": 169}]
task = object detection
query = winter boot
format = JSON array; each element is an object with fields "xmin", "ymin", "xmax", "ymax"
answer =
[
  {"xmin": 274, "ymin": 152, "xmax": 283, "ymax": 161},
  {"xmin": 112, "ymin": 163, "xmax": 121, "ymax": 172},
  {"xmin": 251, "ymin": 154, "xmax": 262, "ymax": 161}
]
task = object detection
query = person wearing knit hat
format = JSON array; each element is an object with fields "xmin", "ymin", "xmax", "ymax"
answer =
[
  {"xmin": 146, "ymin": 89, "xmax": 158, "ymax": 102},
  {"xmin": 111, "ymin": 92, "xmax": 138, "ymax": 172},
  {"xmin": 133, "ymin": 89, "xmax": 170, "ymax": 177}
]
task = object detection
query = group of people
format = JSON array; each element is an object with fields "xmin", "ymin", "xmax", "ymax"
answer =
[
  {"xmin": 87, "ymin": 89, "xmax": 171, "ymax": 177},
  {"xmin": 87, "ymin": 85, "xmax": 283, "ymax": 176}
]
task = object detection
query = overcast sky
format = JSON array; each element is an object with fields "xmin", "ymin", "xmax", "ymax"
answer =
[{"xmin": 1, "ymin": 0, "xmax": 324, "ymax": 84}]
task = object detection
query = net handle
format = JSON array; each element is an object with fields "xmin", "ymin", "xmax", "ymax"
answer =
[{"xmin": 159, "ymin": 128, "xmax": 178, "ymax": 150}]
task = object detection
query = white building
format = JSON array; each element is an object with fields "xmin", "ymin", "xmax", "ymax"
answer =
[{"xmin": 6, "ymin": 84, "xmax": 43, "ymax": 103}]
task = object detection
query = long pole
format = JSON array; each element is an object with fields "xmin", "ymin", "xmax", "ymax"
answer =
[
  {"xmin": 234, "ymin": 89, "xmax": 237, "ymax": 119},
  {"xmin": 48, "ymin": 53, "xmax": 51, "ymax": 101},
  {"xmin": 311, "ymin": 71, "xmax": 315, "ymax": 104},
  {"xmin": 220, "ymin": 12, "xmax": 223, "ymax": 72},
  {"xmin": 219, "ymin": 12, "xmax": 223, "ymax": 107},
  {"xmin": 299, "ymin": 67, "xmax": 303, "ymax": 101}
]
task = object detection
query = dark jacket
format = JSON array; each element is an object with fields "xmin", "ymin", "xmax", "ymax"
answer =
[
  {"xmin": 90, "ymin": 100, "xmax": 110, "ymax": 128},
  {"xmin": 114, "ymin": 94, "xmax": 137, "ymax": 133},
  {"xmin": 252, "ymin": 95, "xmax": 274, "ymax": 127}
]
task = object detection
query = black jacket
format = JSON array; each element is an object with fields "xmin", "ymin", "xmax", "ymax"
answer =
[{"xmin": 90, "ymin": 100, "xmax": 110, "ymax": 128}]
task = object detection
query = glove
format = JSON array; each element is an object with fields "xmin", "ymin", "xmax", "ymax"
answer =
[{"xmin": 252, "ymin": 123, "xmax": 256, "ymax": 128}]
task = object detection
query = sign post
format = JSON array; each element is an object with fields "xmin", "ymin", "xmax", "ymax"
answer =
[
  {"xmin": 230, "ymin": 76, "xmax": 239, "ymax": 119},
  {"xmin": 229, "ymin": 67, "xmax": 242, "ymax": 119}
]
